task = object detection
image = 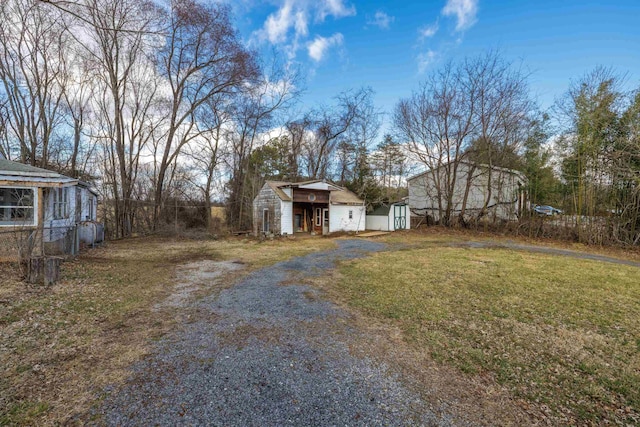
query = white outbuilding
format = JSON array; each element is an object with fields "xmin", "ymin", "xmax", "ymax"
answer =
[
  {"xmin": 253, "ymin": 180, "xmax": 366, "ymax": 236},
  {"xmin": 365, "ymin": 202, "xmax": 410, "ymax": 231}
]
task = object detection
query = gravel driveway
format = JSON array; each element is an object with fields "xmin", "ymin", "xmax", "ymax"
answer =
[{"xmin": 99, "ymin": 240, "xmax": 455, "ymax": 426}]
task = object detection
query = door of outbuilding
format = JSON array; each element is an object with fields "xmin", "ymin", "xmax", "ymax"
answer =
[{"xmin": 393, "ymin": 204, "xmax": 406, "ymax": 230}]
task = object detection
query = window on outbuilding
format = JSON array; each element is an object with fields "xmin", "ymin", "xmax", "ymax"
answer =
[
  {"xmin": 348, "ymin": 210, "xmax": 353, "ymax": 219},
  {"xmin": 263, "ymin": 208, "xmax": 270, "ymax": 233},
  {"xmin": 88, "ymin": 196, "xmax": 95, "ymax": 220},
  {"xmin": 53, "ymin": 187, "xmax": 70, "ymax": 220},
  {"xmin": 0, "ymin": 187, "xmax": 35, "ymax": 226}
]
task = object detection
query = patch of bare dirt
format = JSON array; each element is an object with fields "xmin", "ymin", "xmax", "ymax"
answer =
[{"xmin": 157, "ymin": 260, "xmax": 245, "ymax": 309}]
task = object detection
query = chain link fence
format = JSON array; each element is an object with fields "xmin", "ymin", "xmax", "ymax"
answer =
[{"xmin": 0, "ymin": 225, "xmax": 82, "ymax": 263}]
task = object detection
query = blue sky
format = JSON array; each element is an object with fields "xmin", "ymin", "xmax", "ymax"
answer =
[{"xmin": 231, "ymin": 0, "xmax": 640, "ymax": 132}]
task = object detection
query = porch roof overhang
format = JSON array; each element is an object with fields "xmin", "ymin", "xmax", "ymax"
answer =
[{"xmin": 0, "ymin": 159, "xmax": 77, "ymax": 187}]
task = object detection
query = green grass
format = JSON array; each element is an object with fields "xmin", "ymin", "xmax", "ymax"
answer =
[
  {"xmin": 0, "ymin": 401, "xmax": 50, "ymax": 426},
  {"xmin": 335, "ymin": 245, "xmax": 640, "ymax": 424}
]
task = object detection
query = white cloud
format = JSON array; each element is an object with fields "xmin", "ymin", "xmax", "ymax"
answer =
[
  {"xmin": 367, "ymin": 11, "xmax": 394, "ymax": 30},
  {"xmin": 318, "ymin": 0, "xmax": 356, "ymax": 21},
  {"xmin": 417, "ymin": 50, "xmax": 437, "ymax": 73},
  {"xmin": 294, "ymin": 10, "xmax": 308, "ymax": 37},
  {"xmin": 419, "ymin": 22, "xmax": 439, "ymax": 38},
  {"xmin": 262, "ymin": 0, "xmax": 295, "ymax": 44},
  {"xmin": 307, "ymin": 33, "xmax": 344, "ymax": 62},
  {"xmin": 254, "ymin": 0, "xmax": 355, "ymax": 60},
  {"xmin": 442, "ymin": 0, "xmax": 478, "ymax": 32}
]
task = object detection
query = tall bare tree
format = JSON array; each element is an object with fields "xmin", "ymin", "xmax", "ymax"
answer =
[
  {"xmin": 0, "ymin": 0, "xmax": 69, "ymax": 166},
  {"xmin": 152, "ymin": 0, "xmax": 258, "ymax": 229},
  {"xmin": 301, "ymin": 88, "xmax": 372, "ymax": 180},
  {"xmin": 395, "ymin": 52, "xmax": 535, "ymax": 226},
  {"xmin": 394, "ymin": 60, "xmax": 477, "ymax": 225},
  {"xmin": 83, "ymin": 0, "xmax": 161, "ymax": 237},
  {"xmin": 185, "ymin": 93, "xmax": 233, "ymax": 229},
  {"xmin": 225, "ymin": 68, "xmax": 297, "ymax": 230}
]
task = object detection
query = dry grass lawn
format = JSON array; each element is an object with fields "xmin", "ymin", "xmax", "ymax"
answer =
[
  {"xmin": 0, "ymin": 234, "xmax": 335, "ymax": 426},
  {"xmin": 2, "ymin": 228, "xmax": 638, "ymax": 425},
  {"xmin": 333, "ymin": 230, "xmax": 640, "ymax": 425}
]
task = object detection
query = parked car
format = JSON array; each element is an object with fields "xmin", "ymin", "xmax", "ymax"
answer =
[{"xmin": 534, "ymin": 205, "xmax": 563, "ymax": 216}]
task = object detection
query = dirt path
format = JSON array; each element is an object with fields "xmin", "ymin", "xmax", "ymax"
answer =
[{"xmin": 97, "ymin": 240, "xmax": 458, "ymax": 426}]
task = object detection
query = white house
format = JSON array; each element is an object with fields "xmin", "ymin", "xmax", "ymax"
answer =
[
  {"xmin": 407, "ymin": 162, "xmax": 527, "ymax": 223},
  {"xmin": 365, "ymin": 202, "xmax": 410, "ymax": 231},
  {"xmin": 0, "ymin": 159, "xmax": 100, "ymax": 251},
  {"xmin": 253, "ymin": 180, "xmax": 366, "ymax": 236}
]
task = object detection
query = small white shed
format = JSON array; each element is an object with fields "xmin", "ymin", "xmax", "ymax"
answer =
[{"xmin": 365, "ymin": 202, "xmax": 410, "ymax": 232}]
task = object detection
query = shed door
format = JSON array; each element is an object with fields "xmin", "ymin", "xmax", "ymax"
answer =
[
  {"xmin": 322, "ymin": 208, "xmax": 329, "ymax": 235},
  {"xmin": 394, "ymin": 205, "xmax": 406, "ymax": 230}
]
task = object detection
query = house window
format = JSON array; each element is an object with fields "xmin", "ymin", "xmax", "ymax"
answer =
[
  {"xmin": 88, "ymin": 196, "xmax": 95, "ymax": 220},
  {"xmin": 315, "ymin": 208, "xmax": 322, "ymax": 227},
  {"xmin": 53, "ymin": 187, "xmax": 70, "ymax": 220},
  {"xmin": 0, "ymin": 187, "xmax": 34, "ymax": 226},
  {"xmin": 263, "ymin": 209, "xmax": 270, "ymax": 233},
  {"xmin": 348, "ymin": 210, "xmax": 353, "ymax": 219}
]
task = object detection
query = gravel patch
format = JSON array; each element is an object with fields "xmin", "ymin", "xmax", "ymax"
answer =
[{"xmin": 97, "ymin": 239, "xmax": 456, "ymax": 426}]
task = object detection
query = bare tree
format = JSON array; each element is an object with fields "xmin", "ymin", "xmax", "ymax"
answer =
[
  {"xmin": 58, "ymin": 45, "xmax": 98, "ymax": 178},
  {"xmin": 83, "ymin": 0, "xmax": 161, "ymax": 237},
  {"xmin": 394, "ymin": 60, "xmax": 477, "ymax": 225},
  {"xmin": 0, "ymin": 0, "xmax": 69, "ymax": 166},
  {"xmin": 152, "ymin": 0, "xmax": 258, "ymax": 229},
  {"xmin": 301, "ymin": 88, "xmax": 372, "ymax": 180},
  {"xmin": 462, "ymin": 53, "xmax": 534, "ymax": 221},
  {"xmin": 395, "ymin": 52, "xmax": 535, "ymax": 226},
  {"xmin": 185, "ymin": 93, "xmax": 233, "ymax": 230},
  {"xmin": 225, "ymin": 67, "xmax": 297, "ymax": 230},
  {"xmin": 283, "ymin": 117, "xmax": 311, "ymax": 181}
]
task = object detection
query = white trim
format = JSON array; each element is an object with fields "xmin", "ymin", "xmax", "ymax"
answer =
[{"xmin": 0, "ymin": 185, "xmax": 37, "ymax": 227}]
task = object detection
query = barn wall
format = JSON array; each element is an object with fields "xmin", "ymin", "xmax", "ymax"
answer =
[
  {"xmin": 253, "ymin": 184, "xmax": 282, "ymax": 235},
  {"xmin": 329, "ymin": 205, "xmax": 365, "ymax": 233}
]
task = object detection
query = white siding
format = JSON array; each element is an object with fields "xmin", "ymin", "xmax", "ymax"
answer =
[
  {"xmin": 79, "ymin": 188, "xmax": 97, "ymax": 221},
  {"xmin": 44, "ymin": 186, "xmax": 77, "ymax": 242},
  {"xmin": 42, "ymin": 185, "xmax": 97, "ymax": 242},
  {"xmin": 280, "ymin": 200, "xmax": 293, "ymax": 235},
  {"xmin": 365, "ymin": 204, "xmax": 409, "ymax": 231},
  {"xmin": 365, "ymin": 215, "xmax": 389, "ymax": 231},
  {"xmin": 408, "ymin": 163, "xmax": 525, "ymax": 222},
  {"xmin": 298, "ymin": 182, "xmax": 337, "ymax": 191},
  {"xmin": 329, "ymin": 204, "xmax": 365, "ymax": 233}
]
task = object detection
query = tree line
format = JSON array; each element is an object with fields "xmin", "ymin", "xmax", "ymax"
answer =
[
  {"xmin": 1, "ymin": 0, "xmax": 638, "ymax": 245},
  {"xmin": 396, "ymin": 56, "xmax": 640, "ymax": 245}
]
